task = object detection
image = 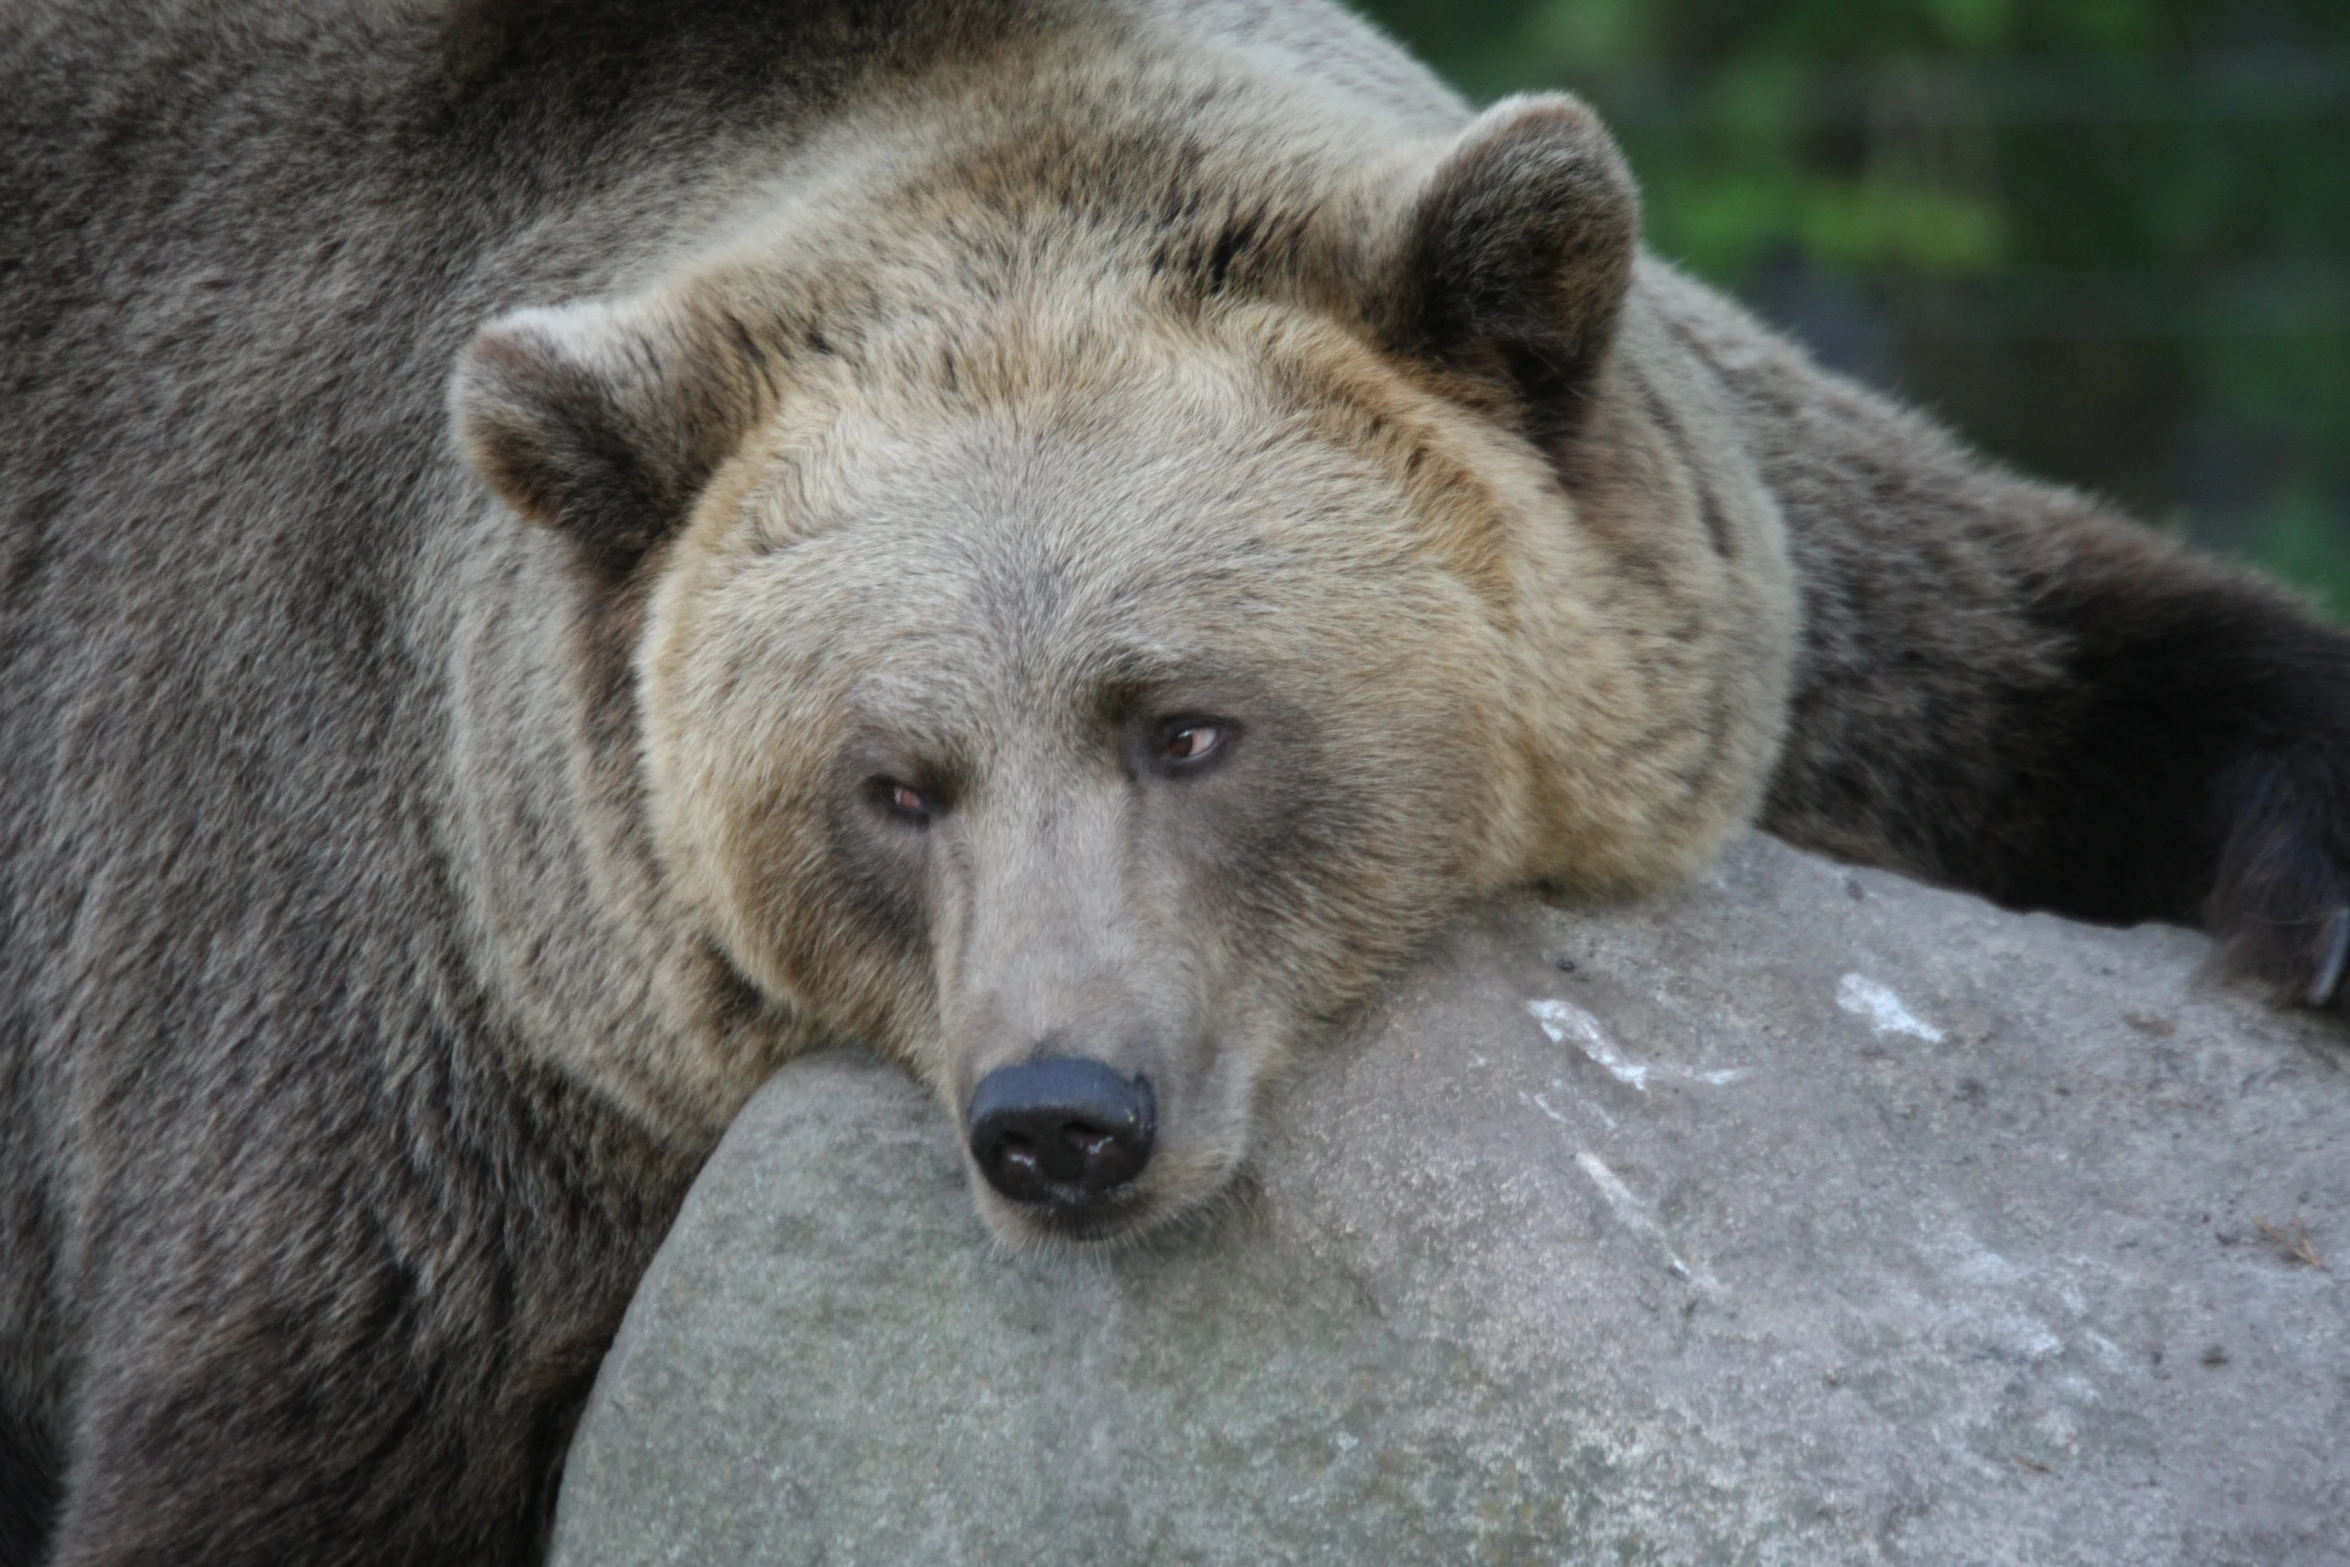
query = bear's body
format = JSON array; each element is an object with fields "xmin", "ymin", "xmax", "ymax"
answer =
[{"xmin": 4, "ymin": 2, "xmax": 2345, "ymax": 1563}]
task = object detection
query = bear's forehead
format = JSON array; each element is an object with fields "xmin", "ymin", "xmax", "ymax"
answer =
[
  {"xmin": 737, "ymin": 485, "xmax": 1421, "ymax": 687},
  {"xmin": 728, "ymin": 343, "xmax": 1439, "ymax": 612},
  {"xmin": 655, "ymin": 294, "xmax": 1528, "ymax": 742},
  {"xmin": 673, "ymin": 415, "xmax": 1478, "ymax": 757}
]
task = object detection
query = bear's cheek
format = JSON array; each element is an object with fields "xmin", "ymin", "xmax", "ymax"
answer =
[
  {"xmin": 744, "ymin": 799, "xmax": 941, "ymax": 1052},
  {"xmin": 646, "ymin": 703, "xmax": 934, "ymax": 1050}
]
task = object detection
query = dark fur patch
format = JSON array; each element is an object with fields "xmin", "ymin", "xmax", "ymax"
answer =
[
  {"xmin": 440, "ymin": 0, "xmax": 937, "ymax": 139},
  {"xmin": 461, "ymin": 329, "xmax": 699, "ymax": 574},
  {"xmin": 1629, "ymin": 368, "xmax": 1736, "ymax": 559},
  {"xmin": 457, "ymin": 298, "xmax": 792, "ymax": 579},
  {"xmin": 821, "ymin": 775, "xmax": 938, "ymax": 966},
  {"xmin": 1148, "ymin": 196, "xmax": 1313, "ymax": 306},
  {"xmin": 0, "ymin": 1402, "xmax": 58, "ymax": 1567},
  {"xmin": 1205, "ymin": 211, "xmax": 1263, "ymax": 296},
  {"xmin": 1382, "ymin": 100, "xmax": 1639, "ymax": 443}
]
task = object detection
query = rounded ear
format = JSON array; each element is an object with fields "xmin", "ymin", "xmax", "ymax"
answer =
[
  {"xmin": 1369, "ymin": 94, "xmax": 1639, "ymax": 437},
  {"xmin": 449, "ymin": 292, "xmax": 774, "ymax": 575}
]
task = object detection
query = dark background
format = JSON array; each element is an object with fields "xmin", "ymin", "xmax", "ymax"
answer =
[{"xmin": 1348, "ymin": 0, "xmax": 2350, "ymax": 618}]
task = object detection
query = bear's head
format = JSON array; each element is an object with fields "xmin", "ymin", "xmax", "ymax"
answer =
[{"xmin": 451, "ymin": 95, "xmax": 1788, "ymax": 1243}]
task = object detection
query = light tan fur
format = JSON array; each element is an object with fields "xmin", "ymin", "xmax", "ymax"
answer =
[{"xmin": 470, "ymin": 63, "xmax": 1794, "ymax": 1237}]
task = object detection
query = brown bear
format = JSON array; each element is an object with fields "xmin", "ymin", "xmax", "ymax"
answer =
[{"xmin": 3, "ymin": 0, "xmax": 2344, "ymax": 1563}]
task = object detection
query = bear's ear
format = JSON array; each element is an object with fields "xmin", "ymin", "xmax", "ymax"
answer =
[
  {"xmin": 1365, "ymin": 94, "xmax": 1639, "ymax": 438},
  {"xmin": 450, "ymin": 293, "xmax": 772, "ymax": 576}
]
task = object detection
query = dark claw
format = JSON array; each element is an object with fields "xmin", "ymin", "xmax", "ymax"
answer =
[{"xmin": 2206, "ymin": 750, "xmax": 2350, "ymax": 1016}]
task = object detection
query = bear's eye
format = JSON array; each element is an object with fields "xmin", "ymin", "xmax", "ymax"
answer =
[
  {"xmin": 1155, "ymin": 718, "xmax": 1235, "ymax": 769},
  {"xmin": 1164, "ymin": 724, "xmax": 1219, "ymax": 762},
  {"xmin": 871, "ymin": 777, "xmax": 934, "ymax": 825}
]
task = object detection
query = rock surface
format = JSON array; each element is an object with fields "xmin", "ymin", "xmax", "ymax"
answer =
[{"xmin": 550, "ymin": 835, "xmax": 2350, "ymax": 1566}]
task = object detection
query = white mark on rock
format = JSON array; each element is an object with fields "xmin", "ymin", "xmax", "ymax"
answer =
[
  {"xmin": 2082, "ymin": 1330, "xmax": 2129, "ymax": 1372},
  {"xmin": 1520, "ymin": 1089, "xmax": 1616, "ymax": 1132},
  {"xmin": 1530, "ymin": 999, "xmax": 1645, "ymax": 1089},
  {"xmin": 1836, "ymin": 973, "xmax": 1944, "ymax": 1042},
  {"xmin": 1575, "ymin": 1150, "xmax": 1717, "ymax": 1291},
  {"xmin": 1527, "ymin": 999, "xmax": 1744, "ymax": 1091},
  {"xmin": 1925, "ymin": 1228, "xmax": 2025, "ymax": 1288},
  {"xmin": 1333, "ymin": 1431, "xmax": 1359, "ymax": 1453},
  {"xmin": 1575, "ymin": 1149, "xmax": 1647, "ymax": 1224},
  {"xmin": 1952, "ymin": 1246, "xmax": 2023, "ymax": 1289},
  {"xmin": 1989, "ymin": 1311, "xmax": 2066, "ymax": 1362}
]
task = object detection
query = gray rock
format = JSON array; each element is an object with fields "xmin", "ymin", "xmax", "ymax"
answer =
[{"xmin": 549, "ymin": 835, "xmax": 2350, "ymax": 1566}]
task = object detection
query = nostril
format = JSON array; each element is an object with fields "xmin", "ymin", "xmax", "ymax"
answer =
[
  {"xmin": 966, "ymin": 1056, "xmax": 1156, "ymax": 1205},
  {"xmin": 996, "ymin": 1132, "xmax": 1044, "ymax": 1179}
]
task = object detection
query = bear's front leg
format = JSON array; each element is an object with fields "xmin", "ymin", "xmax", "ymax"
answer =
[
  {"xmin": 1780, "ymin": 480, "xmax": 2350, "ymax": 1012},
  {"xmin": 1658, "ymin": 269, "xmax": 2350, "ymax": 1011},
  {"xmin": 1765, "ymin": 439, "xmax": 2350, "ymax": 1009}
]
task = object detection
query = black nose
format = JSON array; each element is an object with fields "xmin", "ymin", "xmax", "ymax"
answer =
[{"xmin": 965, "ymin": 1057, "xmax": 1157, "ymax": 1205}]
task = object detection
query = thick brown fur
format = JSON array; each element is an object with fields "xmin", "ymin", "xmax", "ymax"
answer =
[{"xmin": 3, "ymin": 2, "xmax": 2344, "ymax": 1563}]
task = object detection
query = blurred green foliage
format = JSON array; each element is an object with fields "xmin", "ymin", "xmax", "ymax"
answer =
[{"xmin": 1350, "ymin": 0, "xmax": 2350, "ymax": 617}]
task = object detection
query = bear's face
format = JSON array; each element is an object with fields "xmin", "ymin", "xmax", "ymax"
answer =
[
  {"xmin": 637, "ymin": 307, "xmax": 1545, "ymax": 1240},
  {"xmin": 451, "ymin": 94, "xmax": 1774, "ymax": 1241}
]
